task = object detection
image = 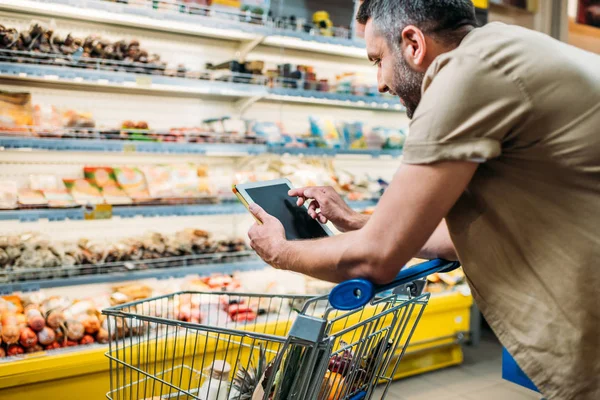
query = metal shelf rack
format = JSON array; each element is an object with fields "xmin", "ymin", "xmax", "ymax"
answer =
[
  {"xmin": 0, "ymin": 252, "xmax": 266, "ymax": 292},
  {"xmin": 0, "ymin": 200, "xmax": 378, "ymax": 222},
  {"xmin": 2, "ymin": 0, "xmax": 367, "ymax": 59}
]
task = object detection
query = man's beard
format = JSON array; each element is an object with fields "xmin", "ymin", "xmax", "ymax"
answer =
[{"xmin": 391, "ymin": 54, "xmax": 425, "ymax": 119}]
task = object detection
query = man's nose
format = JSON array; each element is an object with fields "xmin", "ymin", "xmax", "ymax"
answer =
[
  {"xmin": 377, "ymin": 69, "xmax": 389, "ymax": 93},
  {"xmin": 378, "ymin": 81, "xmax": 389, "ymax": 94}
]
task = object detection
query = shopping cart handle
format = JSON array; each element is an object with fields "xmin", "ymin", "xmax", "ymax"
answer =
[{"xmin": 329, "ymin": 259, "xmax": 460, "ymax": 310}]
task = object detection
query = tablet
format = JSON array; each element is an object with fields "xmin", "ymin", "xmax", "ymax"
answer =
[{"xmin": 234, "ymin": 178, "xmax": 333, "ymax": 240}]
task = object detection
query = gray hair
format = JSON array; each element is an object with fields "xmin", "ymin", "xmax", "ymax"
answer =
[{"xmin": 356, "ymin": 0, "xmax": 478, "ymax": 48}]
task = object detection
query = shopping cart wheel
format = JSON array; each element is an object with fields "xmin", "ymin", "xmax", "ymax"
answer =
[{"xmin": 329, "ymin": 259, "xmax": 460, "ymax": 310}]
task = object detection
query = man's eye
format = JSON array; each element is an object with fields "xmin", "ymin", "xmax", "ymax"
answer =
[{"xmin": 372, "ymin": 60, "xmax": 381, "ymax": 67}]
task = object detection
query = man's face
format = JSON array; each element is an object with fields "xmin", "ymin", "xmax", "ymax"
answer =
[{"xmin": 364, "ymin": 20, "xmax": 425, "ymax": 119}]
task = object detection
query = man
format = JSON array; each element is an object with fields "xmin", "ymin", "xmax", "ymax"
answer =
[{"xmin": 247, "ymin": 1, "xmax": 600, "ymax": 399}]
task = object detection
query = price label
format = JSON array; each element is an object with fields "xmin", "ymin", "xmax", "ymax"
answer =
[
  {"xmin": 135, "ymin": 76, "xmax": 152, "ymax": 87},
  {"xmin": 123, "ymin": 143, "xmax": 137, "ymax": 153},
  {"xmin": 84, "ymin": 204, "xmax": 113, "ymax": 220}
]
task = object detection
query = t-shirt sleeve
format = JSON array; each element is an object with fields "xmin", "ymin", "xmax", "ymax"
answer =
[{"xmin": 403, "ymin": 54, "xmax": 531, "ymax": 165}]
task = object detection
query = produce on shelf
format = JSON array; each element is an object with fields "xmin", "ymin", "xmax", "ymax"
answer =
[
  {"xmin": 0, "ymin": 229, "xmax": 249, "ymax": 279},
  {"xmin": 0, "ymin": 23, "xmax": 166, "ymax": 73}
]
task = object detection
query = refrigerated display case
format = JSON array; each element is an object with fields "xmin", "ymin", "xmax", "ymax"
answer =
[{"xmin": 0, "ymin": 0, "xmax": 476, "ymax": 397}]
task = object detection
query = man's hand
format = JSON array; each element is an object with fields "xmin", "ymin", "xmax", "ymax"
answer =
[
  {"xmin": 247, "ymin": 204, "xmax": 287, "ymax": 268},
  {"xmin": 288, "ymin": 186, "xmax": 368, "ymax": 232}
]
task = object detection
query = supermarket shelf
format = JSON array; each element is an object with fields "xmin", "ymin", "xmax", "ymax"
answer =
[
  {"xmin": 1, "ymin": 0, "xmax": 367, "ymax": 59},
  {"xmin": 268, "ymin": 146, "xmax": 403, "ymax": 158},
  {"xmin": 0, "ymin": 62, "xmax": 267, "ymax": 99},
  {"xmin": 0, "ymin": 136, "xmax": 403, "ymax": 158},
  {"xmin": 0, "ymin": 136, "xmax": 267, "ymax": 155},
  {"xmin": 0, "ymin": 62, "xmax": 402, "ymax": 111},
  {"xmin": 0, "ymin": 200, "xmax": 378, "ymax": 222},
  {"xmin": 0, "ymin": 259, "xmax": 267, "ymax": 292}
]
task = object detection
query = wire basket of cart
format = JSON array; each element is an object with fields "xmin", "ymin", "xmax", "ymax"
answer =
[{"xmin": 102, "ymin": 259, "xmax": 460, "ymax": 400}]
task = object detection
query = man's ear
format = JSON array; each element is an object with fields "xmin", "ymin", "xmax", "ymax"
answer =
[{"xmin": 400, "ymin": 25, "xmax": 427, "ymax": 70}]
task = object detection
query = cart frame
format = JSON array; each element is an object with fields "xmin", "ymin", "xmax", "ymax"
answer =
[{"xmin": 103, "ymin": 259, "xmax": 459, "ymax": 400}]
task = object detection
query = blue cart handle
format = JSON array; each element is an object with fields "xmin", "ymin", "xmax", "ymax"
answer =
[{"xmin": 329, "ymin": 259, "xmax": 461, "ymax": 310}]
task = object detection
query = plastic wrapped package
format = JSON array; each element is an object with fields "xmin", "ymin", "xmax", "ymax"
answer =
[
  {"xmin": 17, "ymin": 189, "xmax": 47, "ymax": 207},
  {"xmin": 0, "ymin": 91, "xmax": 33, "ymax": 131},
  {"xmin": 100, "ymin": 184, "xmax": 132, "ymax": 205},
  {"xmin": 113, "ymin": 167, "xmax": 152, "ymax": 202},
  {"xmin": 62, "ymin": 109, "xmax": 95, "ymax": 128},
  {"xmin": 42, "ymin": 188, "xmax": 77, "ymax": 208},
  {"xmin": 83, "ymin": 167, "xmax": 116, "ymax": 188},
  {"xmin": 84, "ymin": 167, "xmax": 133, "ymax": 205},
  {"xmin": 63, "ymin": 179, "xmax": 104, "ymax": 205},
  {"xmin": 309, "ymin": 116, "xmax": 343, "ymax": 148},
  {"xmin": 340, "ymin": 121, "xmax": 367, "ymax": 149},
  {"xmin": 33, "ymin": 104, "xmax": 62, "ymax": 130},
  {"xmin": 368, "ymin": 127, "xmax": 406, "ymax": 150},
  {"xmin": 0, "ymin": 181, "xmax": 18, "ymax": 209},
  {"xmin": 381, "ymin": 127, "xmax": 406, "ymax": 149},
  {"xmin": 29, "ymin": 175, "xmax": 60, "ymax": 191},
  {"xmin": 250, "ymin": 121, "xmax": 283, "ymax": 145},
  {"xmin": 168, "ymin": 164, "xmax": 204, "ymax": 198},
  {"xmin": 140, "ymin": 165, "xmax": 176, "ymax": 199}
]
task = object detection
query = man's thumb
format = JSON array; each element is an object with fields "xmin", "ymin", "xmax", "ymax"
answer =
[{"xmin": 249, "ymin": 203, "xmax": 267, "ymax": 222}]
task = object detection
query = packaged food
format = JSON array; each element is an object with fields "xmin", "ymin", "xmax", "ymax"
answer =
[
  {"xmin": 113, "ymin": 167, "xmax": 152, "ymax": 201},
  {"xmin": 309, "ymin": 116, "xmax": 343, "ymax": 148},
  {"xmin": 221, "ymin": 117, "xmax": 246, "ymax": 135},
  {"xmin": 366, "ymin": 127, "xmax": 386, "ymax": 149},
  {"xmin": 382, "ymin": 127, "xmax": 406, "ymax": 150},
  {"xmin": 169, "ymin": 164, "xmax": 202, "ymax": 197},
  {"xmin": 100, "ymin": 184, "xmax": 132, "ymax": 205},
  {"xmin": 140, "ymin": 165, "xmax": 176, "ymax": 198},
  {"xmin": 62, "ymin": 179, "xmax": 104, "ymax": 205},
  {"xmin": 42, "ymin": 189, "xmax": 77, "ymax": 208},
  {"xmin": 197, "ymin": 165, "xmax": 209, "ymax": 178},
  {"xmin": 62, "ymin": 109, "xmax": 95, "ymax": 128},
  {"xmin": 29, "ymin": 175, "xmax": 59, "ymax": 191},
  {"xmin": 340, "ymin": 122, "xmax": 367, "ymax": 149},
  {"xmin": 83, "ymin": 167, "xmax": 117, "ymax": 188},
  {"xmin": 18, "ymin": 189, "xmax": 48, "ymax": 207},
  {"xmin": 0, "ymin": 181, "xmax": 18, "ymax": 209},
  {"xmin": 33, "ymin": 104, "xmax": 62, "ymax": 129},
  {"xmin": 0, "ymin": 91, "xmax": 33, "ymax": 130},
  {"xmin": 251, "ymin": 121, "xmax": 283, "ymax": 145}
]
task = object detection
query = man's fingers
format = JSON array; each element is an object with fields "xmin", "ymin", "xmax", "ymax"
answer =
[
  {"xmin": 297, "ymin": 197, "xmax": 306, "ymax": 207},
  {"xmin": 288, "ymin": 187, "xmax": 308, "ymax": 197},
  {"xmin": 318, "ymin": 215, "xmax": 328, "ymax": 224},
  {"xmin": 307, "ymin": 201, "xmax": 319, "ymax": 219},
  {"xmin": 248, "ymin": 203, "xmax": 270, "ymax": 223}
]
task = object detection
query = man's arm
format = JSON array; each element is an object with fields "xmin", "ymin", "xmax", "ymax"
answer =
[
  {"xmin": 248, "ymin": 161, "xmax": 475, "ymax": 284},
  {"xmin": 345, "ymin": 215, "xmax": 457, "ymax": 261},
  {"xmin": 289, "ymin": 186, "xmax": 457, "ymax": 259},
  {"xmin": 418, "ymin": 220, "xmax": 458, "ymax": 261}
]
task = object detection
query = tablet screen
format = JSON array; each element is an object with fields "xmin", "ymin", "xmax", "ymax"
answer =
[{"xmin": 245, "ymin": 184, "xmax": 330, "ymax": 240}]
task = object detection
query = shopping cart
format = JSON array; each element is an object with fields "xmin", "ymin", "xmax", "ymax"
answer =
[{"xmin": 103, "ymin": 259, "xmax": 460, "ymax": 400}]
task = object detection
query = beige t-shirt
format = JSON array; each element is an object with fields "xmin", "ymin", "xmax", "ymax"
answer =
[{"xmin": 403, "ymin": 22, "xmax": 600, "ymax": 400}]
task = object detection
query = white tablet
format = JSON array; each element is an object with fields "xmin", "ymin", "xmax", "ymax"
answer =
[{"xmin": 233, "ymin": 178, "xmax": 333, "ymax": 240}]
